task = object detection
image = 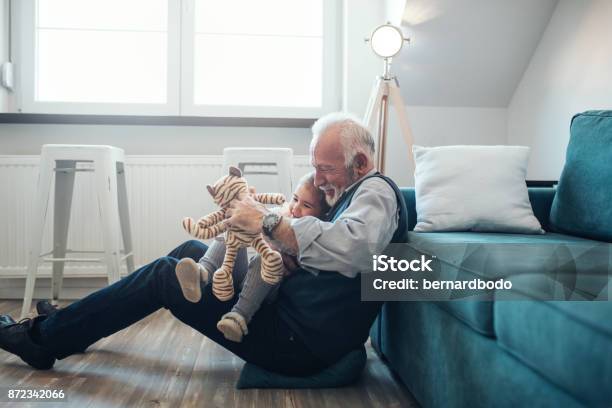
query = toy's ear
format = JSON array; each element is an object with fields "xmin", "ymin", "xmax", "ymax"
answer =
[
  {"xmin": 206, "ymin": 185, "xmax": 215, "ymax": 196},
  {"xmin": 229, "ymin": 166, "xmax": 242, "ymax": 177}
]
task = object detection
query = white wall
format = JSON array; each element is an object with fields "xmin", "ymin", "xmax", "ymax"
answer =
[
  {"xmin": 396, "ymin": 0, "xmax": 558, "ymax": 108},
  {"xmin": 342, "ymin": 0, "xmax": 383, "ymax": 117},
  {"xmin": 507, "ymin": 0, "xmax": 612, "ymax": 180},
  {"xmin": 0, "ymin": 124, "xmax": 312, "ymax": 155},
  {"xmin": 385, "ymin": 106, "xmax": 508, "ymax": 186},
  {"xmin": 384, "ymin": 0, "xmax": 407, "ymax": 26},
  {"xmin": 0, "ymin": 0, "xmax": 8, "ymax": 112}
]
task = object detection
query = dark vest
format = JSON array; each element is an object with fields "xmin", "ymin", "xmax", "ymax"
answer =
[{"xmin": 277, "ymin": 172, "xmax": 408, "ymax": 364}]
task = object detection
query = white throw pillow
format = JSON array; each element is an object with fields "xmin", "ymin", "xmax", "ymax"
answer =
[{"xmin": 413, "ymin": 145, "xmax": 544, "ymax": 234}]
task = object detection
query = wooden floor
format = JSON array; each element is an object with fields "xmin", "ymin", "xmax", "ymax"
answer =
[{"xmin": 0, "ymin": 300, "xmax": 419, "ymax": 408}]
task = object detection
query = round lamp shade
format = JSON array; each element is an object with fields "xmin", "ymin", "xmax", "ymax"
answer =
[{"xmin": 369, "ymin": 24, "xmax": 404, "ymax": 58}]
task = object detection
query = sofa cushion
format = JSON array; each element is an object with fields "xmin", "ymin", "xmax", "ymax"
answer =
[
  {"xmin": 550, "ymin": 110, "xmax": 612, "ymax": 242},
  {"xmin": 406, "ymin": 231, "xmax": 608, "ymax": 335},
  {"xmin": 236, "ymin": 347, "xmax": 367, "ymax": 389},
  {"xmin": 495, "ymin": 301, "xmax": 612, "ymax": 407}
]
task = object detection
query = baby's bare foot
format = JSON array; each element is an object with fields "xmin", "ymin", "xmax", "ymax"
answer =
[{"xmin": 176, "ymin": 258, "xmax": 203, "ymax": 303}]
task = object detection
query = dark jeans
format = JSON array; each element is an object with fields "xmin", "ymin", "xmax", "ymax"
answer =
[{"xmin": 36, "ymin": 240, "xmax": 325, "ymax": 376}]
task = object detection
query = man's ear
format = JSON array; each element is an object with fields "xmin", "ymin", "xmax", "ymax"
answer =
[
  {"xmin": 352, "ymin": 152, "xmax": 369, "ymax": 173},
  {"xmin": 206, "ymin": 185, "xmax": 215, "ymax": 196}
]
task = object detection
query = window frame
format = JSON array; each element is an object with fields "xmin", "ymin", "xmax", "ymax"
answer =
[{"xmin": 11, "ymin": 0, "xmax": 341, "ymax": 118}]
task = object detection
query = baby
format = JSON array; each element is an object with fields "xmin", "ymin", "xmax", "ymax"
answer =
[{"xmin": 175, "ymin": 172, "xmax": 330, "ymax": 342}]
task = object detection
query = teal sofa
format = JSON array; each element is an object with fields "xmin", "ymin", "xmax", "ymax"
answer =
[{"xmin": 370, "ymin": 111, "xmax": 612, "ymax": 408}]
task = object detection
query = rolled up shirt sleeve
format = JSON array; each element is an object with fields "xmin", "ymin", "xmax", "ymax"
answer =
[{"xmin": 290, "ymin": 177, "xmax": 398, "ymax": 277}]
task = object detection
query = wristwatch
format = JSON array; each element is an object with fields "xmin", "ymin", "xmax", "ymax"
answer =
[{"xmin": 262, "ymin": 212, "xmax": 282, "ymax": 237}]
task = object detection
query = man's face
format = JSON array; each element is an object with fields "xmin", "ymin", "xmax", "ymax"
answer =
[{"xmin": 310, "ymin": 126, "xmax": 356, "ymax": 206}]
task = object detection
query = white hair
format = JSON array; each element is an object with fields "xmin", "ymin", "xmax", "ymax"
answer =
[{"xmin": 310, "ymin": 112, "xmax": 376, "ymax": 168}]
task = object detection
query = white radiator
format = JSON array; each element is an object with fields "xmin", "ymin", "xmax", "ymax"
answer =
[{"xmin": 0, "ymin": 155, "xmax": 312, "ymax": 281}]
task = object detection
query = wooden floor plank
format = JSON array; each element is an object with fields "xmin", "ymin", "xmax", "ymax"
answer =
[{"xmin": 0, "ymin": 300, "xmax": 419, "ymax": 407}]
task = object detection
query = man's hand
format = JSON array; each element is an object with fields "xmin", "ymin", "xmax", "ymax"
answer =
[
  {"xmin": 281, "ymin": 253, "xmax": 299, "ymax": 276},
  {"xmin": 225, "ymin": 195, "xmax": 269, "ymax": 234},
  {"xmin": 227, "ymin": 192, "xmax": 301, "ymax": 257}
]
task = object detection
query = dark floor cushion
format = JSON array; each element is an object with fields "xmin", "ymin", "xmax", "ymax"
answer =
[
  {"xmin": 236, "ymin": 347, "xmax": 367, "ymax": 389},
  {"xmin": 550, "ymin": 110, "xmax": 612, "ymax": 242}
]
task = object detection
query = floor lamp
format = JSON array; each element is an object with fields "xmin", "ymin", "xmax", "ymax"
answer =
[{"xmin": 363, "ymin": 23, "xmax": 416, "ymax": 174}]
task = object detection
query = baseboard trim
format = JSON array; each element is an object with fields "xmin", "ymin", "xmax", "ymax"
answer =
[{"xmin": 0, "ymin": 276, "xmax": 130, "ymax": 300}]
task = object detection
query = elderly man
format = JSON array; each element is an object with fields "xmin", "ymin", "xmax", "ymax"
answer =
[{"xmin": 0, "ymin": 112, "xmax": 407, "ymax": 376}]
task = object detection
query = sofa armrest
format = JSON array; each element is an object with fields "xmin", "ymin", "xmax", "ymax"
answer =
[
  {"xmin": 527, "ymin": 187, "xmax": 556, "ymax": 231},
  {"xmin": 400, "ymin": 187, "xmax": 417, "ymax": 231},
  {"xmin": 401, "ymin": 187, "xmax": 555, "ymax": 232}
]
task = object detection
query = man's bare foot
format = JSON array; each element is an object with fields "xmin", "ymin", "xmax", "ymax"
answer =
[
  {"xmin": 217, "ymin": 312, "xmax": 248, "ymax": 343},
  {"xmin": 176, "ymin": 258, "xmax": 204, "ymax": 303}
]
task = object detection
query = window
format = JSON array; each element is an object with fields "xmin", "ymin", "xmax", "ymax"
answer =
[
  {"xmin": 16, "ymin": 0, "xmax": 181, "ymax": 115},
  {"xmin": 13, "ymin": 0, "xmax": 340, "ymax": 118}
]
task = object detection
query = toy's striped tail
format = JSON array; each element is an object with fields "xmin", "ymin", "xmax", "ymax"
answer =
[{"xmin": 254, "ymin": 193, "xmax": 286, "ymax": 205}]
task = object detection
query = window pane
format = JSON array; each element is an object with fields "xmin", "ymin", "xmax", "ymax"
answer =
[
  {"xmin": 38, "ymin": 0, "xmax": 167, "ymax": 31},
  {"xmin": 35, "ymin": 0, "xmax": 168, "ymax": 104},
  {"xmin": 193, "ymin": 34, "xmax": 322, "ymax": 107},
  {"xmin": 192, "ymin": 0, "xmax": 325, "ymax": 108},
  {"xmin": 37, "ymin": 30, "xmax": 167, "ymax": 103},
  {"xmin": 195, "ymin": 0, "xmax": 322, "ymax": 37}
]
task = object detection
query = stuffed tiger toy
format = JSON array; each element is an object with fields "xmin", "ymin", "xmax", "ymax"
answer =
[{"xmin": 181, "ymin": 166, "xmax": 286, "ymax": 301}]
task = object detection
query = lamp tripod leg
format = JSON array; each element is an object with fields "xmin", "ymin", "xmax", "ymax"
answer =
[
  {"xmin": 387, "ymin": 82, "xmax": 416, "ymax": 172},
  {"xmin": 377, "ymin": 92, "xmax": 390, "ymax": 173},
  {"xmin": 364, "ymin": 78, "xmax": 393, "ymax": 173}
]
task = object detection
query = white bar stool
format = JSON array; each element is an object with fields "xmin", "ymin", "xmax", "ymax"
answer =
[
  {"xmin": 222, "ymin": 148, "xmax": 294, "ymax": 198},
  {"xmin": 21, "ymin": 144, "xmax": 135, "ymax": 318}
]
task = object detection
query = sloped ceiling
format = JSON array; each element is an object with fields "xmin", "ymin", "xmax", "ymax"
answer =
[{"xmin": 391, "ymin": 0, "xmax": 558, "ymax": 107}]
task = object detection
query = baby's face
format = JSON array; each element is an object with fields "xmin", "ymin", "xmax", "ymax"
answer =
[{"xmin": 288, "ymin": 184, "xmax": 323, "ymax": 218}]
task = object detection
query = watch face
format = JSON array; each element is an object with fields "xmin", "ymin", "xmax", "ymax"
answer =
[
  {"xmin": 263, "ymin": 215, "xmax": 271, "ymax": 229},
  {"xmin": 264, "ymin": 213, "xmax": 280, "ymax": 232}
]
